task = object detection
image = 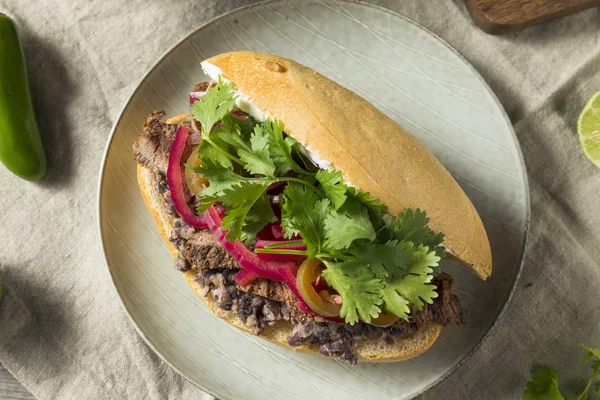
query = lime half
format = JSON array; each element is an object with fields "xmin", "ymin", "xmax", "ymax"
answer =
[{"xmin": 578, "ymin": 91, "xmax": 600, "ymax": 168}]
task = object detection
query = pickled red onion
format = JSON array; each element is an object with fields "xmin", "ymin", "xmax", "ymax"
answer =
[
  {"xmin": 203, "ymin": 206, "xmax": 309, "ymax": 309},
  {"xmin": 270, "ymin": 224, "xmax": 284, "ymax": 239},
  {"xmin": 189, "ymin": 91, "xmax": 206, "ymax": 106},
  {"xmin": 166, "ymin": 125, "xmax": 208, "ymax": 229},
  {"xmin": 234, "ymin": 270, "xmax": 258, "ymax": 286}
]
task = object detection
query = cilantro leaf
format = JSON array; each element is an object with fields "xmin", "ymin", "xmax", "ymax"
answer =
[
  {"xmin": 193, "ymin": 161, "xmax": 276, "ymax": 214},
  {"xmin": 575, "ymin": 346, "xmax": 600, "ymax": 400},
  {"xmin": 293, "ymin": 142, "xmax": 320, "ymax": 173},
  {"xmin": 262, "ymin": 118, "xmax": 304, "ymax": 176},
  {"xmin": 195, "ymin": 196, "xmax": 217, "ymax": 214},
  {"xmin": 316, "ymin": 170, "xmax": 348, "ymax": 210},
  {"xmin": 213, "ymin": 115, "xmax": 248, "ymax": 151},
  {"xmin": 582, "ymin": 345, "xmax": 600, "ymax": 363},
  {"xmin": 349, "ymin": 240, "xmax": 412, "ymax": 279},
  {"xmin": 220, "ymin": 182, "xmax": 275, "ymax": 243},
  {"xmin": 250, "ymin": 124, "xmax": 270, "ymax": 151},
  {"xmin": 321, "ymin": 260, "xmax": 383, "ymax": 324},
  {"xmin": 347, "ymin": 187, "xmax": 389, "ymax": 219},
  {"xmin": 384, "ymin": 209, "xmax": 429, "ymax": 243},
  {"xmin": 523, "ymin": 365, "xmax": 564, "ymax": 400},
  {"xmin": 324, "ymin": 198, "xmax": 375, "ymax": 250},
  {"xmin": 380, "ymin": 209, "xmax": 445, "ymax": 258},
  {"xmin": 346, "ymin": 187, "xmax": 389, "ymax": 234},
  {"xmin": 197, "ymin": 136, "xmax": 232, "ymax": 169},
  {"xmin": 397, "ymin": 209, "xmax": 444, "ymax": 247},
  {"xmin": 380, "ymin": 286, "xmax": 410, "ymax": 320},
  {"xmin": 378, "ymin": 244, "xmax": 439, "ymax": 320},
  {"xmin": 212, "ymin": 115, "xmax": 278, "ymax": 178},
  {"xmin": 523, "ymin": 345, "xmax": 600, "ymax": 400},
  {"xmin": 397, "ymin": 245, "xmax": 440, "ymax": 310},
  {"xmin": 230, "ymin": 113, "xmax": 257, "ymax": 141},
  {"xmin": 240, "ymin": 190, "xmax": 276, "ymax": 244},
  {"xmin": 392, "ymin": 269, "xmax": 438, "ymax": 312},
  {"xmin": 190, "ymin": 78, "xmax": 236, "ymax": 135},
  {"xmin": 237, "ymin": 125, "xmax": 276, "ymax": 177},
  {"xmin": 280, "ymin": 183, "xmax": 329, "ymax": 258},
  {"xmin": 193, "ymin": 161, "xmax": 246, "ymax": 198}
]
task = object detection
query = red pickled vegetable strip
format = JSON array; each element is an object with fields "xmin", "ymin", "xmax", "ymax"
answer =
[
  {"xmin": 256, "ymin": 253, "xmax": 306, "ymax": 262},
  {"xmin": 166, "ymin": 125, "xmax": 208, "ymax": 229},
  {"xmin": 234, "ymin": 270, "xmax": 258, "ymax": 286},
  {"xmin": 256, "ymin": 224, "xmax": 275, "ymax": 241},
  {"xmin": 203, "ymin": 205, "xmax": 310, "ymax": 310},
  {"xmin": 267, "ymin": 181, "xmax": 285, "ymax": 191},
  {"xmin": 271, "ymin": 224, "xmax": 284, "ymax": 239},
  {"xmin": 189, "ymin": 91, "xmax": 206, "ymax": 106}
]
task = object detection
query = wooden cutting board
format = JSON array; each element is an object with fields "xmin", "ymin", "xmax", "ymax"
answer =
[{"xmin": 465, "ymin": 0, "xmax": 600, "ymax": 34}]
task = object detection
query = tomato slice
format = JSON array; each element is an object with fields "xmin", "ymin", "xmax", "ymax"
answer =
[{"xmin": 296, "ymin": 259, "xmax": 341, "ymax": 318}]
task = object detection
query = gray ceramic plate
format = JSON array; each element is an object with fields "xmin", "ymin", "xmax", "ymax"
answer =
[{"xmin": 98, "ymin": 1, "xmax": 529, "ymax": 399}]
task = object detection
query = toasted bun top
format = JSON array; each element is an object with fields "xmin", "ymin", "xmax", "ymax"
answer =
[{"xmin": 202, "ymin": 52, "xmax": 491, "ymax": 279}]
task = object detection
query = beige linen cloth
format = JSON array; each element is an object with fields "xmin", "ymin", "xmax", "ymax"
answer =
[{"xmin": 0, "ymin": 0, "xmax": 599, "ymax": 399}]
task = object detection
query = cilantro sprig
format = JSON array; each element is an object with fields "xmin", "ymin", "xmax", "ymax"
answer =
[
  {"xmin": 186, "ymin": 79, "xmax": 446, "ymax": 324},
  {"xmin": 523, "ymin": 345, "xmax": 600, "ymax": 400}
]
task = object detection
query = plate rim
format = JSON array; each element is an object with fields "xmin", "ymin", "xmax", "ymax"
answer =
[{"xmin": 96, "ymin": 1, "xmax": 531, "ymax": 398}]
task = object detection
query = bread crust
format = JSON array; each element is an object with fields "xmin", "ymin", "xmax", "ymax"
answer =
[
  {"xmin": 137, "ymin": 163, "xmax": 442, "ymax": 362},
  {"xmin": 203, "ymin": 52, "xmax": 492, "ymax": 279},
  {"xmin": 137, "ymin": 165, "xmax": 178, "ymax": 257}
]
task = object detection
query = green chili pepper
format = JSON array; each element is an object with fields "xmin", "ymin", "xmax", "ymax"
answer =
[{"xmin": 0, "ymin": 14, "xmax": 46, "ymax": 181}]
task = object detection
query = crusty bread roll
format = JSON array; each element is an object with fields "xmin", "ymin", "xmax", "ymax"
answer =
[
  {"xmin": 202, "ymin": 52, "xmax": 492, "ymax": 279},
  {"xmin": 138, "ymin": 163, "xmax": 441, "ymax": 361}
]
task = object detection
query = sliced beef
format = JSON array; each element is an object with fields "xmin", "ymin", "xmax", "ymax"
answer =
[
  {"xmin": 235, "ymin": 274, "xmax": 327, "ymax": 323},
  {"xmin": 133, "ymin": 111, "xmax": 176, "ymax": 174},
  {"xmin": 414, "ymin": 273, "xmax": 464, "ymax": 326},
  {"xmin": 237, "ymin": 276, "xmax": 289, "ymax": 302},
  {"xmin": 182, "ymin": 230, "xmax": 238, "ymax": 271},
  {"xmin": 133, "ymin": 111, "xmax": 196, "ymax": 175},
  {"xmin": 169, "ymin": 218, "xmax": 239, "ymax": 272},
  {"xmin": 193, "ymin": 81, "xmax": 215, "ymax": 92}
]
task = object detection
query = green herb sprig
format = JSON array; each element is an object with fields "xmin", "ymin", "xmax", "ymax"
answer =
[
  {"xmin": 523, "ymin": 345, "xmax": 600, "ymax": 400},
  {"xmin": 187, "ymin": 80, "xmax": 446, "ymax": 324}
]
